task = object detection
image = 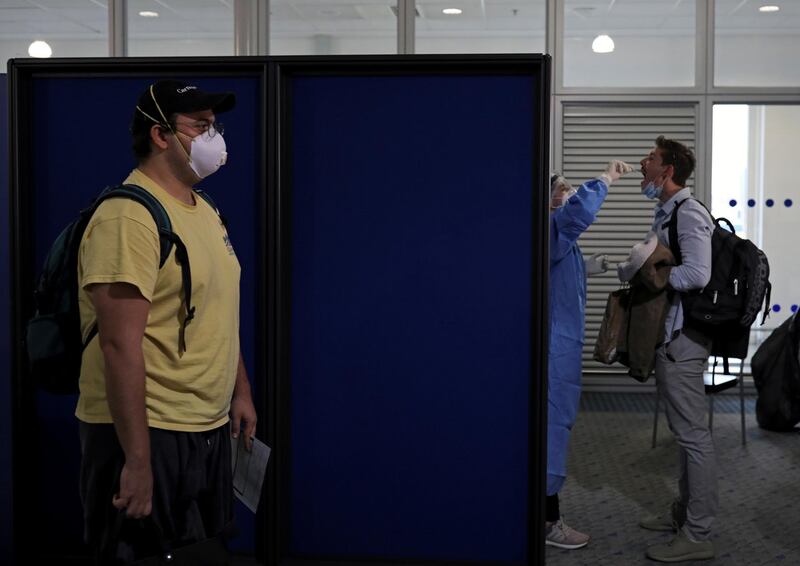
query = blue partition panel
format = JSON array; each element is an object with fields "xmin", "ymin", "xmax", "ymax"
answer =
[
  {"xmin": 289, "ymin": 74, "xmax": 536, "ymax": 562},
  {"xmin": 0, "ymin": 73, "xmax": 11, "ymax": 562},
  {"xmin": 26, "ymin": 74, "xmax": 261, "ymax": 555}
]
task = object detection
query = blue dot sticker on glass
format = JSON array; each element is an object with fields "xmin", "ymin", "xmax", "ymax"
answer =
[
  {"xmin": 748, "ymin": 199, "xmax": 756, "ymax": 207},
  {"xmin": 729, "ymin": 199, "xmax": 737, "ymax": 207},
  {"xmin": 785, "ymin": 199, "xmax": 793, "ymax": 208},
  {"xmin": 773, "ymin": 304, "xmax": 781, "ymax": 313},
  {"xmin": 766, "ymin": 199, "xmax": 774, "ymax": 207},
  {"xmin": 792, "ymin": 305, "xmax": 798, "ymax": 313}
]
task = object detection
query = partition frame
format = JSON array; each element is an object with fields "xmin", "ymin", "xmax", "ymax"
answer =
[
  {"xmin": 8, "ymin": 54, "xmax": 551, "ymax": 566},
  {"xmin": 268, "ymin": 54, "xmax": 551, "ymax": 566},
  {"xmin": 8, "ymin": 57, "xmax": 270, "ymax": 563}
]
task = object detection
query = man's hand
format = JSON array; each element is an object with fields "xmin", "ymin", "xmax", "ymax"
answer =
[
  {"xmin": 230, "ymin": 393, "xmax": 257, "ymax": 451},
  {"xmin": 112, "ymin": 460, "xmax": 153, "ymax": 519}
]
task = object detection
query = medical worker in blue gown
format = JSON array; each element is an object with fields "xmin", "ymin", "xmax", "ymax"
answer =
[{"xmin": 546, "ymin": 160, "xmax": 635, "ymax": 550}]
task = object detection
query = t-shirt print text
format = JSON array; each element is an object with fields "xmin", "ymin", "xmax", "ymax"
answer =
[{"xmin": 223, "ymin": 234, "xmax": 236, "ymax": 256}]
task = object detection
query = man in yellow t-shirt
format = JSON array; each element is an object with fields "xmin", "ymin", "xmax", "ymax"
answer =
[{"xmin": 77, "ymin": 79, "xmax": 256, "ymax": 564}]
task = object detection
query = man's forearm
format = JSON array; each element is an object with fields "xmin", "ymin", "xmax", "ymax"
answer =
[
  {"xmin": 233, "ymin": 352, "xmax": 251, "ymax": 399},
  {"xmin": 668, "ymin": 261, "xmax": 711, "ymax": 292},
  {"xmin": 102, "ymin": 343, "xmax": 150, "ymax": 467}
]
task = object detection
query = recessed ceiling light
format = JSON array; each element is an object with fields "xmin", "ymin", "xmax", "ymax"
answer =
[
  {"xmin": 139, "ymin": 10, "xmax": 159, "ymax": 17},
  {"xmin": 28, "ymin": 40, "xmax": 52, "ymax": 58},
  {"xmin": 759, "ymin": 5, "xmax": 780, "ymax": 12},
  {"xmin": 442, "ymin": 8, "xmax": 463, "ymax": 15},
  {"xmin": 592, "ymin": 34, "xmax": 615, "ymax": 54}
]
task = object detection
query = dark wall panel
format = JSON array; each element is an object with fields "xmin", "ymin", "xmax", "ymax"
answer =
[
  {"xmin": 0, "ymin": 73, "xmax": 11, "ymax": 562},
  {"xmin": 288, "ymin": 74, "xmax": 536, "ymax": 562}
]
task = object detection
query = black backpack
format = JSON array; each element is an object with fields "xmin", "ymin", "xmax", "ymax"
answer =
[
  {"xmin": 25, "ymin": 183, "xmax": 221, "ymax": 394},
  {"xmin": 751, "ymin": 313, "xmax": 800, "ymax": 431},
  {"xmin": 667, "ymin": 198, "xmax": 771, "ymax": 365}
]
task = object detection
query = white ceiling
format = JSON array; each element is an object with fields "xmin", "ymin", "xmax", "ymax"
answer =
[
  {"xmin": 716, "ymin": 0, "xmax": 800, "ymax": 33},
  {"xmin": 0, "ymin": 0, "xmax": 107, "ymax": 38},
  {"xmin": 0, "ymin": 0, "xmax": 796, "ymax": 41},
  {"xmin": 564, "ymin": 0, "xmax": 695, "ymax": 35},
  {"xmin": 564, "ymin": 0, "xmax": 800, "ymax": 35}
]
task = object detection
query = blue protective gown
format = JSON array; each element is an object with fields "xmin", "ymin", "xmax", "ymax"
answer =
[{"xmin": 547, "ymin": 178, "xmax": 608, "ymax": 495}]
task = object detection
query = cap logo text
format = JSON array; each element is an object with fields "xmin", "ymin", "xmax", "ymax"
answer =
[{"xmin": 177, "ymin": 85, "xmax": 197, "ymax": 94}]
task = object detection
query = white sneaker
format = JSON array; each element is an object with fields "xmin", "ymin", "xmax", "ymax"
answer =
[{"xmin": 545, "ymin": 517, "xmax": 590, "ymax": 550}]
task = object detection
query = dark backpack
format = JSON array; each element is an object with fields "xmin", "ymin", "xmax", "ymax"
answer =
[
  {"xmin": 25, "ymin": 183, "xmax": 221, "ymax": 394},
  {"xmin": 751, "ymin": 313, "xmax": 800, "ymax": 431},
  {"xmin": 667, "ymin": 198, "xmax": 771, "ymax": 364}
]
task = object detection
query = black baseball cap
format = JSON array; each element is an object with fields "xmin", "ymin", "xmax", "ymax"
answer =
[{"xmin": 135, "ymin": 79, "xmax": 235, "ymax": 127}]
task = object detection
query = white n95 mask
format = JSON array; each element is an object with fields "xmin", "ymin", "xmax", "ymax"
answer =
[{"xmin": 187, "ymin": 128, "xmax": 227, "ymax": 179}]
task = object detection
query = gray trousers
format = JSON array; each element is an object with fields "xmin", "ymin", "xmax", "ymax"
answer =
[{"xmin": 655, "ymin": 327, "xmax": 718, "ymax": 541}]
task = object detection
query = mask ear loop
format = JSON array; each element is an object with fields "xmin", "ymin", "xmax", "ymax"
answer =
[
  {"xmin": 661, "ymin": 164, "xmax": 675, "ymax": 187},
  {"xmin": 135, "ymin": 106, "xmax": 164, "ymax": 126}
]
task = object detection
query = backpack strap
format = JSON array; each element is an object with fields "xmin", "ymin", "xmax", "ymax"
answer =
[
  {"xmin": 159, "ymin": 230, "xmax": 196, "ymax": 351},
  {"xmin": 93, "ymin": 184, "xmax": 195, "ymax": 351},
  {"xmin": 762, "ymin": 283, "xmax": 772, "ymax": 325},
  {"xmin": 664, "ymin": 198, "xmax": 690, "ymax": 265},
  {"xmin": 195, "ymin": 189, "xmax": 228, "ymax": 228},
  {"xmin": 97, "ymin": 184, "xmax": 175, "ymax": 267},
  {"xmin": 664, "ymin": 197, "xmax": 722, "ymax": 266}
]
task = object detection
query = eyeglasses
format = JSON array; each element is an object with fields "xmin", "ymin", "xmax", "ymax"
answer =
[{"xmin": 174, "ymin": 119, "xmax": 225, "ymax": 138}]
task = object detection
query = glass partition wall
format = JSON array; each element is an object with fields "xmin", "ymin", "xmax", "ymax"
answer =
[{"xmin": 712, "ymin": 104, "xmax": 800, "ymax": 369}]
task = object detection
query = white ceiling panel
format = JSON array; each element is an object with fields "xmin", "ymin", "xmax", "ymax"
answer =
[
  {"xmin": 565, "ymin": 0, "xmax": 696, "ymax": 35},
  {"xmin": 128, "ymin": 0, "xmax": 232, "ymax": 39},
  {"xmin": 0, "ymin": 0, "xmax": 106, "ymax": 38},
  {"xmin": 418, "ymin": 0, "xmax": 485, "ymax": 21},
  {"xmin": 716, "ymin": 0, "xmax": 800, "ymax": 33},
  {"xmin": 0, "ymin": 6, "xmax": 44, "ymax": 22},
  {"xmin": 289, "ymin": 3, "xmax": 367, "ymax": 21},
  {"xmin": 269, "ymin": 3, "xmax": 305, "ymax": 22},
  {"xmin": 354, "ymin": 3, "xmax": 396, "ymax": 20}
]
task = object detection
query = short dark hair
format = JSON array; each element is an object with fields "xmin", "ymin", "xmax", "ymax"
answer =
[{"xmin": 655, "ymin": 135, "xmax": 695, "ymax": 186}]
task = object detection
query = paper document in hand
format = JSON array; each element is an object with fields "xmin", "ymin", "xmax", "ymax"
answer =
[{"xmin": 231, "ymin": 434, "xmax": 271, "ymax": 513}]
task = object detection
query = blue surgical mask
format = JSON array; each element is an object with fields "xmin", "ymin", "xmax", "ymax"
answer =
[{"xmin": 642, "ymin": 181, "xmax": 663, "ymax": 200}]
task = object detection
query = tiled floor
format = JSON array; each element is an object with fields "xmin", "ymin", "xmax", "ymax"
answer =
[
  {"xmin": 232, "ymin": 392, "xmax": 799, "ymax": 566},
  {"xmin": 546, "ymin": 392, "xmax": 800, "ymax": 566}
]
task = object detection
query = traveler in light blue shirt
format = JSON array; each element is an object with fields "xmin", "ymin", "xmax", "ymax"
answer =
[{"xmin": 636, "ymin": 136, "xmax": 717, "ymax": 563}]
